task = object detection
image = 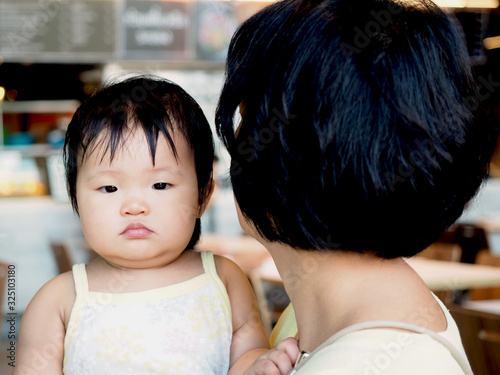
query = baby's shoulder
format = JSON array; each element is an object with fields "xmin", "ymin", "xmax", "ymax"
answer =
[
  {"xmin": 22, "ymin": 270, "xmax": 76, "ymax": 331},
  {"xmin": 212, "ymin": 253, "xmax": 245, "ymax": 283},
  {"xmin": 35, "ymin": 270, "xmax": 75, "ymax": 300}
]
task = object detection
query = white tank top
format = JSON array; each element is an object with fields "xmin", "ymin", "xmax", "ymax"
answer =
[{"xmin": 63, "ymin": 251, "xmax": 232, "ymax": 375}]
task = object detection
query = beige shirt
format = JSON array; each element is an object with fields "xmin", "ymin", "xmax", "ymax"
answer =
[{"xmin": 290, "ymin": 294, "xmax": 472, "ymax": 374}]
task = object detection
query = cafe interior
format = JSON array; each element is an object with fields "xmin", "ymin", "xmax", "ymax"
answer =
[{"xmin": 1, "ymin": 0, "xmax": 500, "ymax": 374}]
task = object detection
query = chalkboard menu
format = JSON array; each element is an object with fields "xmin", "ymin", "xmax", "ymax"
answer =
[
  {"xmin": 195, "ymin": 1, "xmax": 239, "ymax": 62},
  {"xmin": 0, "ymin": 0, "xmax": 115, "ymax": 63},
  {"xmin": 121, "ymin": 0, "xmax": 193, "ymax": 60},
  {"xmin": 0, "ymin": 0, "xmax": 272, "ymax": 63}
]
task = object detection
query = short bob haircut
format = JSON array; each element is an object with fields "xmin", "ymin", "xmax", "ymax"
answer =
[
  {"xmin": 216, "ymin": 0, "xmax": 498, "ymax": 258},
  {"xmin": 64, "ymin": 75, "xmax": 214, "ymax": 249}
]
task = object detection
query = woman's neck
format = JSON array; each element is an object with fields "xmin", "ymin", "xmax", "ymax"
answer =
[{"xmin": 264, "ymin": 243, "xmax": 446, "ymax": 352}]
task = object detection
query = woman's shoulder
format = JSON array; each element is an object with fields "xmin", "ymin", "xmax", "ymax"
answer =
[{"xmin": 297, "ymin": 328, "xmax": 468, "ymax": 374}]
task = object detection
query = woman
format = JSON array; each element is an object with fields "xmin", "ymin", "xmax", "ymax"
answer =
[{"xmin": 216, "ymin": 0, "xmax": 497, "ymax": 373}]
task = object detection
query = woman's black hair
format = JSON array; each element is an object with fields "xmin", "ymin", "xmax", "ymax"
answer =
[
  {"xmin": 216, "ymin": 0, "xmax": 498, "ymax": 258},
  {"xmin": 64, "ymin": 74, "xmax": 214, "ymax": 249}
]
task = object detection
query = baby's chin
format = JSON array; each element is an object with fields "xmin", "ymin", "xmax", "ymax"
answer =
[{"xmin": 102, "ymin": 258, "xmax": 169, "ymax": 270}]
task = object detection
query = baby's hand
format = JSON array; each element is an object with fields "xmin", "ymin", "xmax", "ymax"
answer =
[{"xmin": 247, "ymin": 338, "xmax": 300, "ymax": 375}]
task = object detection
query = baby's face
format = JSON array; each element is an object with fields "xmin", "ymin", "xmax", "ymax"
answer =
[{"xmin": 76, "ymin": 128, "xmax": 200, "ymax": 269}]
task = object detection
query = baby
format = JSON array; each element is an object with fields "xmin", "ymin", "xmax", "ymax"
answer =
[{"xmin": 15, "ymin": 75, "xmax": 298, "ymax": 375}]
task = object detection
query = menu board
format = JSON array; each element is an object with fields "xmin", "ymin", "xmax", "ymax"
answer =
[
  {"xmin": 193, "ymin": 1, "xmax": 274, "ymax": 61},
  {"xmin": 0, "ymin": 0, "xmax": 273, "ymax": 63},
  {"xmin": 120, "ymin": 0, "xmax": 193, "ymax": 60},
  {"xmin": 195, "ymin": 1, "xmax": 239, "ymax": 62},
  {"xmin": 0, "ymin": 0, "xmax": 115, "ymax": 63}
]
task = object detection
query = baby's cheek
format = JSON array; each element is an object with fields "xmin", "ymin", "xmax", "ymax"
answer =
[
  {"xmin": 80, "ymin": 212, "xmax": 110, "ymax": 245},
  {"xmin": 175, "ymin": 202, "xmax": 200, "ymax": 226}
]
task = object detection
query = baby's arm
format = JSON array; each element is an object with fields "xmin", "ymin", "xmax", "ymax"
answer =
[
  {"xmin": 215, "ymin": 255, "xmax": 298, "ymax": 375},
  {"xmin": 13, "ymin": 272, "xmax": 75, "ymax": 375}
]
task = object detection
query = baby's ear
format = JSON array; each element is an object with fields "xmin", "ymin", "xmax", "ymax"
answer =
[{"xmin": 197, "ymin": 178, "xmax": 215, "ymax": 218}]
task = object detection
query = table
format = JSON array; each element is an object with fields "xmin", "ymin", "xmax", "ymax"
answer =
[
  {"xmin": 255, "ymin": 256, "xmax": 500, "ymax": 292},
  {"xmin": 198, "ymin": 234, "xmax": 500, "ymax": 292},
  {"xmin": 196, "ymin": 234, "xmax": 270, "ymax": 275},
  {"xmin": 461, "ymin": 299, "xmax": 500, "ymax": 314},
  {"xmin": 405, "ymin": 257, "xmax": 500, "ymax": 291}
]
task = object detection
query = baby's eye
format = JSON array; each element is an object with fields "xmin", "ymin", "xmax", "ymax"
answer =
[
  {"xmin": 153, "ymin": 182, "xmax": 169, "ymax": 190},
  {"xmin": 99, "ymin": 186, "xmax": 118, "ymax": 193}
]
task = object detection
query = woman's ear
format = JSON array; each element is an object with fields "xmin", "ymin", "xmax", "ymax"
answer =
[{"xmin": 197, "ymin": 178, "xmax": 215, "ymax": 218}]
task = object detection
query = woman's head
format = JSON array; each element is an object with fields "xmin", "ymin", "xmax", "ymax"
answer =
[
  {"xmin": 65, "ymin": 75, "xmax": 214, "ymax": 250},
  {"xmin": 216, "ymin": 0, "xmax": 497, "ymax": 258}
]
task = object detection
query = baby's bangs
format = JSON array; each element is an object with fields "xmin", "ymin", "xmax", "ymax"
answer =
[{"xmin": 87, "ymin": 122, "xmax": 180, "ymax": 169}]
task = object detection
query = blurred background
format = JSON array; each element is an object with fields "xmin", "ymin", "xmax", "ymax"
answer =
[
  {"xmin": 1, "ymin": 0, "xmax": 500, "ymax": 369},
  {"xmin": 0, "ymin": 0, "xmax": 274, "ymax": 322}
]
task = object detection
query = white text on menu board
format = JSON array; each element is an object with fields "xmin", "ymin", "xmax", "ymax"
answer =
[{"xmin": 123, "ymin": 5, "xmax": 190, "ymax": 47}]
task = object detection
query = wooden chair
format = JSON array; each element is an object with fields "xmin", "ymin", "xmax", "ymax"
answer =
[
  {"xmin": 248, "ymin": 271, "xmax": 290, "ymax": 338},
  {"xmin": 455, "ymin": 224, "xmax": 489, "ymax": 264},
  {"xmin": 50, "ymin": 241, "xmax": 73, "ymax": 274},
  {"xmin": 448, "ymin": 304, "xmax": 500, "ymax": 375},
  {"xmin": 418, "ymin": 242, "xmax": 462, "ymax": 262},
  {"xmin": 417, "ymin": 225, "xmax": 490, "ymax": 304},
  {"xmin": 418, "ymin": 224, "xmax": 489, "ymax": 263},
  {"xmin": 469, "ymin": 249, "xmax": 500, "ymax": 300},
  {"xmin": 248, "ymin": 272, "xmax": 273, "ymax": 337},
  {"xmin": 417, "ymin": 242, "xmax": 462, "ymax": 303}
]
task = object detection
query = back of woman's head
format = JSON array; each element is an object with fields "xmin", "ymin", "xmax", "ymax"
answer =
[{"xmin": 216, "ymin": 0, "xmax": 498, "ymax": 258}]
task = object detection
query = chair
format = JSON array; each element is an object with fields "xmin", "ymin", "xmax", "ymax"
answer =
[
  {"xmin": 50, "ymin": 241, "xmax": 73, "ymax": 274},
  {"xmin": 418, "ymin": 242, "xmax": 462, "ymax": 262},
  {"xmin": 418, "ymin": 224, "xmax": 489, "ymax": 263},
  {"xmin": 248, "ymin": 271, "xmax": 290, "ymax": 338},
  {"xmin": 417, "ymin": 225, "xmax": 490, "ymax": 304},
  {"xmin": 248, "ymin": 272, "xmax": 273, "ymax": 337},
  {"xmin": 448, "ymin": 304, "xmax": 500, "ymax": 375},
  {"xmin": 455, "ymin": 224, "xmax": 489, "ymax": 264},
  {"xmin": 417, "ymin": 241, "xmax": 462, "ymax": 304},
  {"xmin": 469, "ymin": 250, "xmax": 500, "ymax": 300}
]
